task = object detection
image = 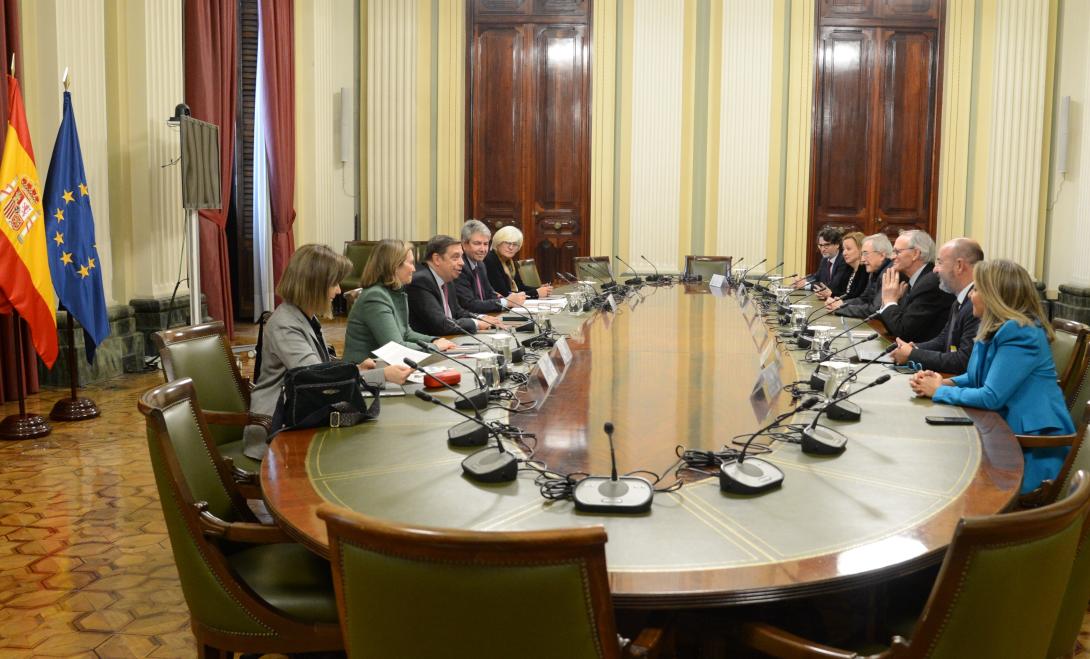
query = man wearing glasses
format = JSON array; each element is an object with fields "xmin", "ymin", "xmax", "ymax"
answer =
[
  {"xmin": 876, "ymin": 230, "xmax": 955, "ymax": 343},
  {"xmin": 794, "ymin": 227, "xmax": 850, "ymax": 294}
]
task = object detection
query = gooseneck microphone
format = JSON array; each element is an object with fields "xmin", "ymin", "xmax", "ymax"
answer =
[
  {"xmin": 572, "ymin": 422, "xmax": 654, "ymax": 513},
  {"xmin": 800, "ymin": 373, "xmax": 892, "ymax": 454},
  {"xmin": 824, "ymin": 343, "xmax": 897, "ymax": 421},
  {"xmin": 639, "ymin": 255, "xmax": 662, "ymax": 282},
  {"xmin": 414, "ymin": 391, "xmax": 518, "ymax": 481},
  {"xmin": 585, "ymin": 261, "xmax": 619, "ymax": 290},
  {"xmin": 511, "ymin": 304, "xmax": 555, "ymax": 349},
  {"xmin": 808, "ymin": 312, "xmax": 881, "ymax": 361},
  {"xmin": 411, "ymin": 386, "xmax": 489, "ymax": 447},
  {"xmin": 720, "ymin": 398, "xmax": 820, "ymax": 494},
  {"xmin": 738, "ymin": 258, "xmax": 768, "ymax": 284},
  {"xmin": 820, "ymin": 332, "xmax": 879, "ymax": 362},
  {"xmin": 404, "ymin": 356, "xmax": 489, "ymax": 418},
  {"xmin": 754, "ymin": 261, "xmax": 785, "ymax": 291},
  {"xmin": 614, "ymin": 255, "xmax": 644, "ymax": 286}
]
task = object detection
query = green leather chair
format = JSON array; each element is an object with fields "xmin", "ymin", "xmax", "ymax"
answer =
[
  {"xmin": 1046, "ymin": 422, "xmax": 1090, "ymax": 658},
  {"xmin": 574, "ymin": 255, "xmax": 613, "ymax": 284},
  {"xmin": 1051, "ymin": 318, "xmax": 1090, "ymax": 407},
  {"xmin": 153, "ymin": 322, "xmax": 264, "ymax": 494},
  {"xmin": 412, "ymin": 240, "xmax": 429, "ymax": 265},
  {"xmin": 342, "ymin": 240, "xmax": 380, "ymax": 292},
  {"xmin": 738, "ymin": 471, "xmax": 1090, "ymax": 658},
  {"xmin": 318, "ymin": 504, "xmax": 670, "ymax": 659},
  {"xmin": 518, "ymin": 258, "xmax": 543, "ymax": 288},
  {"xmin": 139, "ymin": 378, "xmax": 343, "ymax": 658},
  {"xmin": 684, "ymin": 255, "xmax": 732, "ymax": 281}
]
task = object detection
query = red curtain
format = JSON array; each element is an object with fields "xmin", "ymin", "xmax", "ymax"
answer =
[
  {"xmin": 0, "ymin": 0, "xmax": 40, "ymax": 403},
  {"xmin": 259, "ymin": 0, "xmax": 296, "ymax": 288},
  {"xmin": 184, "ymin": 0, "xmax": 237, "ymax": 338}
]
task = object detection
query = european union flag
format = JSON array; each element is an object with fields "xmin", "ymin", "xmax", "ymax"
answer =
[{"xmin": 43, "ymin": 91, "xmax": 109, "ymax": 363}]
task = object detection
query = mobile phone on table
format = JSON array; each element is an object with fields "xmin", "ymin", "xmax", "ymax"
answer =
[{"xmin": 925, "ymin": 416, "xmax": 974, "ymax": 426}]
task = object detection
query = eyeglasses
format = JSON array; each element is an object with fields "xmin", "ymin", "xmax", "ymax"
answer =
[
  {"xmin": 891, "ymin": 247, "xmax": 917, "ymax": 257},
  {"xmin": 817, "ymin": 242, "xmax": 833, "ymax": 248},
  {"xmin": 499, "ymin": 241, "xmax": 520, "ymax": 249},
  {"xmin": 860, "ymin": 251, "xmax": 871, "ymax": 258}
]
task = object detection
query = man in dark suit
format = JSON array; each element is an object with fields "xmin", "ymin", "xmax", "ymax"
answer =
[
  {"xmin": 406, "ymin": 235, "xmax": 494, "ymax": 336},
  {"xmin": 795, "ymin": 227, "xmax": 851, "ymax": 293},
  {"xmin": 877, "ymin": 230, "xmax": 955, "ymax": 343},
  {"xmin": 454, "ymin": 219, "xmax": 527, "ymax": 314},
  {"xmin": 892, "ymin": 238, "xmax": 983, "ymax": 374},
  {"xmin": 831, "ymin": 233, "xmax": 893, "ymax": 318}
]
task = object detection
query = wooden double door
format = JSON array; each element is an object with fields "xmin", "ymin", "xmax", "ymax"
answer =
[
  {"xmin": 808, "ymin": 0, "xmax": 944, "ymax": 271},
  {"xmin": 466, "ymin": 0, "xmax": 591, "ymax": 283}
]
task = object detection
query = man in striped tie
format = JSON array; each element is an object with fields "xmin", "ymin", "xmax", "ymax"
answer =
[{"xmin": 455, "ymin": 219, "xmax": 525, "ymax": 315}]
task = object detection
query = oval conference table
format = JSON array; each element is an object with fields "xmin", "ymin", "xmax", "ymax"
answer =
[{"xmin": 261, "ymin": 283, "xmax": 1023, "ymax": 610}]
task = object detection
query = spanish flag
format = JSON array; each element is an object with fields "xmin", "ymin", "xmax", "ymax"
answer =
[{"xmin": 0, "ymin": 75, "xmax": 58, "ymax": 368}]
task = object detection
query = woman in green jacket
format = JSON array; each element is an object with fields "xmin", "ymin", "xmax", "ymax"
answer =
[{"xmin": 343, "ymin": 239, "xmax": 458, "ymax": 362}]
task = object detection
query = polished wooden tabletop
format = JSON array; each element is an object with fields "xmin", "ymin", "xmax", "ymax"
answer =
[{"xmin": 261, "ymin": 284, "xmax": 1023, "ymax": 609}]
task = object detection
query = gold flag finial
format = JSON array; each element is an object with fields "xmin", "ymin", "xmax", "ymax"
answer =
[{"xmin": 9, "ymin": 54, "xmax": 13, "ymax": 76}]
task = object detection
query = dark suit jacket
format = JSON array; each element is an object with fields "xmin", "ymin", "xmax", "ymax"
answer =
[
  {"xmin": 839, "ymin": 264, "xmax": 869, "ymax": 301},
  {"xmin": 835, "ymin": 259, "xmax": 892, "ymax": 319},
  {"xmin": 907, "ymin": 287, "xmax": 979, "ymax": 374},
  {"xmin": 809, "ymin": 252, "xmax": 851, "ymax": 292},
  {"xmin": 454, "ymin": 255, "xmax": 504, "ymax": 313},
  {"xmin": 878, "ymin": 262, "xmax": 956, "ymax": 343},
  {"xmin": 484, "ymin": 250, "xmax": 539, "ymax": 298},
  {"xmin": 405, "ymin": 267, "xmax": 478, "ymax": 336}
]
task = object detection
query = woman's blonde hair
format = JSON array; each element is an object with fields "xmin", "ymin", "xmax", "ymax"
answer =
[
  {"xmin": 842, "ymin": 231, "xmax": 866, "ymax": 254},
  {"xmin": 491, "ymin": 225, "xmax": 524, "ymax": 256},
  {"xmin": 360, "ymin": 239, "xmax": 414, "ymax": 290},
  {"xmin": 972, "ymin": 259, "xmax": 1053, "ymax": 342},
  {"xmin": 276, "ymin": 243, "xmax": 352, "ymax": 318}
]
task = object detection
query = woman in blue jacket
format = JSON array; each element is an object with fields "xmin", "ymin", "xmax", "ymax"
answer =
[{"xmin": 910, "ymin": 258, "xmax": 1073, "ymax": 494}]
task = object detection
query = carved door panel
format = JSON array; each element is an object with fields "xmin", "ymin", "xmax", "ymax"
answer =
[{"xmin": 467, "ymin": 0, "xmax": 591, "ymax": 284}]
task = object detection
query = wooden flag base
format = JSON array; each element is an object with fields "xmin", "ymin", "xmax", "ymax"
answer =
[
  {"xmin": 0, "ymin": 413, "xmax": 51, "ymax": 440},
  {"xmin": 50, "ymin": 396, "xmax": 100, "ymax": 421}
]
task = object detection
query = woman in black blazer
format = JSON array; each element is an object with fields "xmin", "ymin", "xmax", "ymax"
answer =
[
  {"xmin": 484, "ymin": 226, "xmax": 554, "ymax": 299},
  {"xmin": 835, "ymin": 231, "xmax": 869, "ymax": 300}
]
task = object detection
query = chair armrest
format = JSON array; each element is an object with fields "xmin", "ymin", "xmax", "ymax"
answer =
[
  {"xmin": 203, "ymin": 410, "xmax": 272, "ymax": 433},
  {"xmin": 622, "ymin": 626, "xmax": 669, "ymax": 658},
  {"xmin": 194, "ymin": 502, "xmax": 290, "ymax": 544},
  {"xmin": 1015, "ymin": 433, "xmax": 1077, "ymax": 449},
  {"xmin": 739, "ymin": 622, "xmax": 862, "ymax": 659}
]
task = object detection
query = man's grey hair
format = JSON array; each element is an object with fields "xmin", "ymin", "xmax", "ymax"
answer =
[
  {"xmin": 863, "ymin": 233, "xmax": 893, "ymax": 257},
  {"xmin": 900, "ymin": 229, "xmax": 935, "ymax": 263},
  {"xmin": 461, "ymin": 219, "xmax": 491, "ymax": 243}
]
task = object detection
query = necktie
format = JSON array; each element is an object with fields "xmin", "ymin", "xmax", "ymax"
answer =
[
  {"xmin": 945, "ymin": 298, "xmax": 960, "ymax": 350},
  {"xmin": 827, "ymin": 258, "xmax": 833, "ymax": 280},
  {"xmin": 441, "ymin": 282, "xmax": 453, "ymax": 318},
  {"xmin": 474, "ymin": 266, "xmax": 484, "ymax": 299}
]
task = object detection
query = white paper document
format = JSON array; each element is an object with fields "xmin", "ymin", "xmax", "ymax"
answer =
[{"xmin": 372, "ymin": 341, "xmax": 430, "ymax": 368}]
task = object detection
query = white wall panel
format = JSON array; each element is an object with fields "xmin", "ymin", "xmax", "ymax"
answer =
[
  {"xmin": 715, "ymin": 0, "xmax": 773, "ymax": 265},
  {"xmin": 626, "ymin": 0, "xmax": 683, "ymax": 272}
]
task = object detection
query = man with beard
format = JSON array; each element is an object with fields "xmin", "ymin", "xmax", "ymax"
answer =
[{"xmin": 890, "ymin": 238, "xmax": 983, "ymax": 374}]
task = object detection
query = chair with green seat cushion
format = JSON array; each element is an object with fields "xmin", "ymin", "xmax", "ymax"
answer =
[
  {"xmin": 1051, "ymin": 318, "xmax": 1090, "ymax": 406},
  {"xmin": 684, "ymin": 255, "xmax": 732, "ymax": 281},
  {"xmin": 153, "ymin": 322, "xmax": 263, "ymax": 492},
  {"xmin": 739, "ymin": 471, "xmax": 1090, "ymax": 659},
  {"xmin": 342, "ymin": 240, "xmax": 380, "ymax": 292},
  {"xmin": 1047, "ymin": 440, "xmax": 1090, "ymax": 658},
  {"xmin": 318, "ymin": 504, "xmax": 670, "ymax": 659},
  {"xmin": 574, "ymin": 255, "xmax": 613, "ymax": 284},
  {"xmin": 518, "ymin": 258, "xmax": 543, "ymax": 288},
  {"xmin": 139, "ymin": 379, "xmax": 343, "ymax": 658}
]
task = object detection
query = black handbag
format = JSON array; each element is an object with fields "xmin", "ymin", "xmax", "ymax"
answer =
[{"xmin": 273, "ymin": 361, "xmax": 381, "ymax": 431}]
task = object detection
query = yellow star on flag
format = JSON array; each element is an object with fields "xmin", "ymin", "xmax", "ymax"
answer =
[
  {"xmin": 61, "ymin": 252, "xmax": 73, "ymax": 265},
  {"xmin": 53, "ymin": 208, "xmax": 64, "ymax": 222},
  {"xmin": 62, "ymin": 190, "xmax": 75, "ymax": 203},
  {"xmin": 78, "ymin": 265, "xmax": 90, "ymax": 278},
  {"xmin": 53, "ymin": 231, "xmax": 64, "ymax": 246},
  {"xmin": 79, "ymin": 182, "xmax": 89, "ymax": 196},
  {"xmin": 88, "ymin": 257, "xmax": 96, "ymax": 269}
]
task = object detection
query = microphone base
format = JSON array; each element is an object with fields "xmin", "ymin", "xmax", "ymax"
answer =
[
  {"xmin": 572, "ymin": 477, "xmax": 654, "ymax": 514},
  {"xmin": 826, "ymin": 400, "xmax": 861, "ymax": 422},
  {"xmin": 454, "ymin": 389, "xmax": 489, "ymax": 412},
  {"xmin": 645, "ymin": 274, "xmax": 661, "ymax": 282},
  {"xmin": 601, "ymin": 281, "xmax": 618, "ymax": 290},
  {"xmin": 448, "ymin": 419, "xmax": 490, "ymax": 447},
  {"xmin": 719, "ymin": 459, "xmax": 784, "ymax": 494},
  {"xmin": 509, "ymin": 346, "xmax": 525, "ymax": 364},
  {"xmin": 809, "ymin": 371, "xmax": 829, "ymax": 392},
  {"xmin": 624, "ymin": 277, "xmax": 643, "ymax": 286},
  {"xmin": 797, "ymin": 334, "xmax": 813, "ymax": 349},
  {"xmin": 802, "ymin": 425, "xmax": 848, "ymax": 455},
  {"xmin": 461, "ymin": 448, "xmax": 518, "ymax": 482}
]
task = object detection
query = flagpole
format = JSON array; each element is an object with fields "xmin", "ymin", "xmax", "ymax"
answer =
[
  {"xmin": 49, "ymin": 307, "xmax": 100, "ymax": 421},
  {"xmin": 0, "ymin": 311, "xmax": 52, "ymax": 440}
]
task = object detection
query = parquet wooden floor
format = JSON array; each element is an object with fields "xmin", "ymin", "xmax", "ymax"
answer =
[{"xmin": 1, "ymin": 318, "xmax": 1088, "ymax": 657}]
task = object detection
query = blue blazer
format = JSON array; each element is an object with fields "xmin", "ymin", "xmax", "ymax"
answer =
[{"xmin": 932, "ymin": 319, "xmax": 1074, "ymax": 493}]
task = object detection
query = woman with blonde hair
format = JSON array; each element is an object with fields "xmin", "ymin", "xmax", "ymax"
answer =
[
  {"xmin": 243, "ymin": 244, "xmax": 412, "ymax": 460},
  {"xmin": 910, "ymin": 258, "xmax": 1073, "ymax": 493},
  {"xmin": 819, "ymin": 231, "xmax": 868, "ymax": 301},
  {"xmin": 484, "ymin": 226, "xmax": 553, "ymax": 299},
  {"xmin": 343, "ymin": 239, "xmax": 458, "ymax": 362}
]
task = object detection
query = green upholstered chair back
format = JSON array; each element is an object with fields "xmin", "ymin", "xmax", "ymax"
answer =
[
  {"xmin": 319, "ymin": 505, "xmax": 622, "ymax": 659},
  {"xmin": 517, "ymin": 258, "xmax": 542, "ymax": 287},
  {"xmin": 1048, "ymin": 469, "xmax": 1090, "ymax": 659},
  {"xmin": 139, "ymin": 379, "xmax": 273, "ymax": 638},
  {"xmin": 684, "ymin": 255, "xmax": 732, "ymax": 281},
  {"xmin": 342, "ymin": 240, "xmax": 379, "ymax": 291},
  {"xmin": 1051, "ymin": 318, "xmax": 1090, "ymax": 408},
  {"xmin": 412, "ymin": 240, "xmax": 429, "ymax": 265},
  {"xmin": 897, "ymin": 472, "xmax": 1090, "ymax": 658},
  {"xmin": 153, "ymin": 322, "xmax": 249, "ymax": 447},
  {"xmin": 574, "ymin": 256, "xmax": 612, "ymax": 284}
]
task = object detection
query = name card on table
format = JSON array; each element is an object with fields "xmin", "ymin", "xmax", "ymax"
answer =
[
  {"xmin": 749, "ymin": 362, "xmax": 784, "ymax": 422},
  {"xmin": 538, "ymin": 353, "xmax": 559, "ymax": 387},
  {"xmin": 709, "ymin": 273, "xmax": 727, "ymax": 288},
  {"xmin": 556, "ymin": 336, "xmax": 573, "ymax": 365},
  {"xmin": 607, "ymin": 294, "xmax": 618, "ymax": 313}
]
